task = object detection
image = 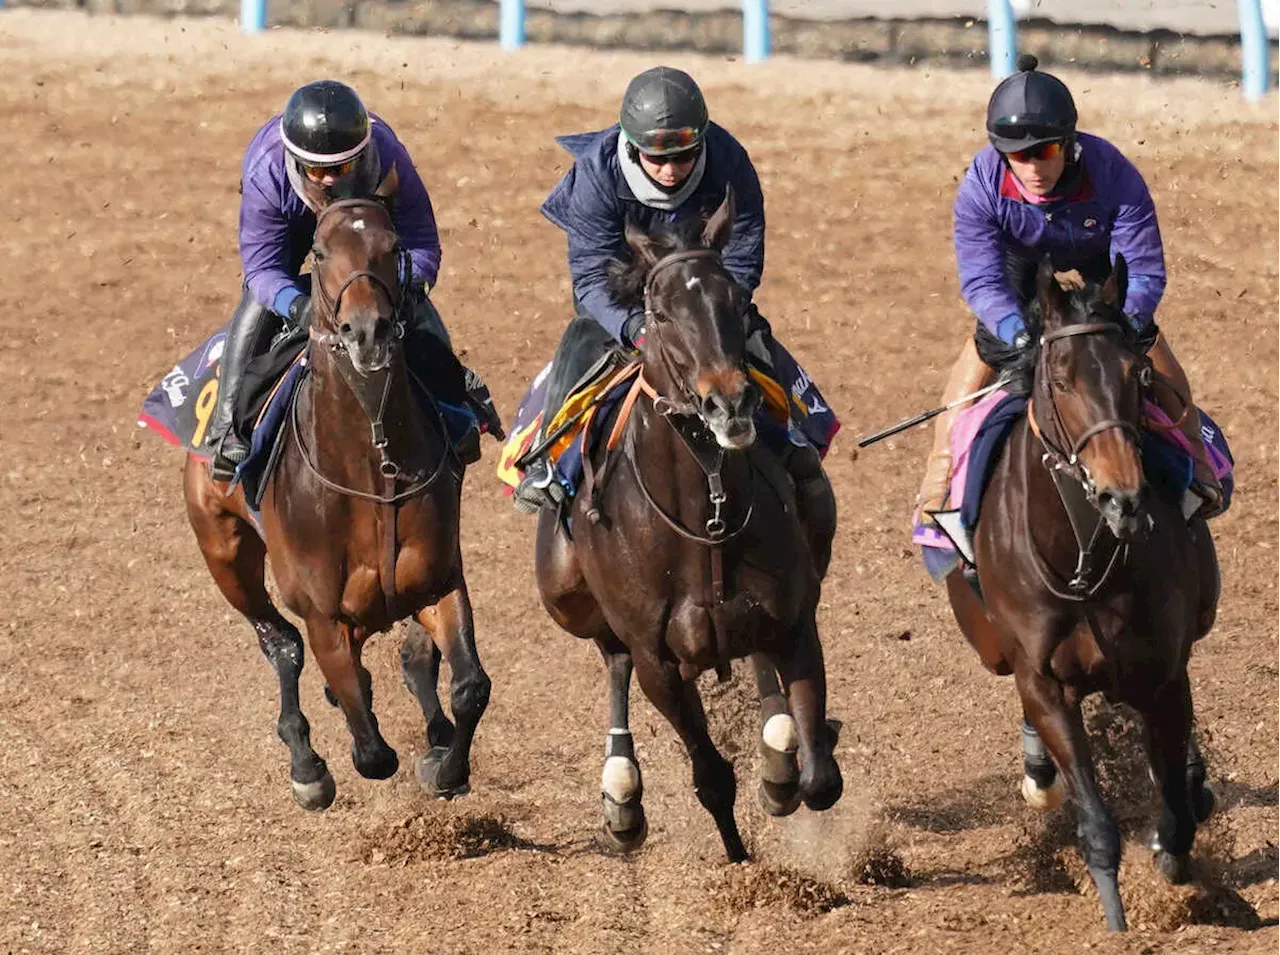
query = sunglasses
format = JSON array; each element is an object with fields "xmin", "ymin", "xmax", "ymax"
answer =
[
  {"xmin": 302, "ymin": 157, "xmax": 359, "ymax": 180},
  {"xmin": 640, "ymin": 144, "xmax": 701, "ymax": 167},
  {"xmin": 1004, "ymin": 140, "xmax": 1064, "ymax": 163}
]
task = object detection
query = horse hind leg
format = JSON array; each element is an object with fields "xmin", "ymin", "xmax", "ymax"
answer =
[
  {"xmin": 182, "ymin": 458, "xmax": 333, "ymax": 810},
  {"xmin": 775, "ymin": 619, "xmax": 843, "ymax": 813},
  {"xmin": 412, "ymin": 581, "xmax": 490, "ymax": 799},
  {"xmin": 751, "ymin": 654, "xmax": 801, "ymax": 817},
  {"xmin": 1144, "ymin": 674, "xmax": 1200, "ymax": 885},
  {"xmin": 1017, "ymin": 667, "xmax": 1126, "ymax": 931},
  {"xmin": 1019, "ymin": 719, "xmax": 1066, "ymax": 811},
  {"xmin": 400, "ymin": 620, "xmax": 455, "ymax": 750},
  {"xmin": 634, "ymin": 654, "xmax": 746, "ymax": 862},
  {"xmin": 595, "ymin": 638, "xmax": 648, "ymax": 854}
]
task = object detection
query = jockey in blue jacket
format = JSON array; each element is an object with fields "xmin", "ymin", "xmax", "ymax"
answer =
[
  {"xmin": 514, "ymin": 66, "xmax": 834, "ymax": 543},
  {"xmin": 206, "ymin": 80, "xmax": 502, "ymax": 481},
  {"xmin": 914, "ymin": 55, "xmax": 1223, "ymax": 525}
]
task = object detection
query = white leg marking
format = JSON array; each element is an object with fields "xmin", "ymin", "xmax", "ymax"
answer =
[{"xmin": 1020, "ymin": 773, "xmax": 1066, "ymax": 811}]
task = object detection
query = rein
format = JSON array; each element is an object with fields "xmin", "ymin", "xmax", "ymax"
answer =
[{"xmin": 289, "ymin": 199, "xmax": 455, "ymax": 610}]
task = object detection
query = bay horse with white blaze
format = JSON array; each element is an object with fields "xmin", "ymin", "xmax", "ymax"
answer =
[
  {"xmin": 535, "ymin": 189, "xmax": 842, "ymax": 861},
  {"xmin": 185, "ymin": 180, "xmax": 489, "ymax": 809},
  {"xmin": 946, "ymin": 257, "xmax": 1219, "ymax": 931}
]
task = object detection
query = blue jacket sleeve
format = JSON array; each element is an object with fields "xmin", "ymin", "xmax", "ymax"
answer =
[
  {"xmin": 566, "ymin": 174, "xmax": 642, "ymax": 344},
  {"xmin": 721, "ymin": 157, "xmax": 765, "ymax": 294},
  {"xmin": 1107, "ymin": 153, "xmax": 1166, "ymax": 326},
  {"xmin": 239, "ymin": 166, "xmax": 302, "ymax": 313},
  {"xmin": 953, "ymin": 165, "xmax": 1024, "ymax": 343},
  {"xmin": 380, "ymin": 135, "xmax": 442, "ymax": 290}
]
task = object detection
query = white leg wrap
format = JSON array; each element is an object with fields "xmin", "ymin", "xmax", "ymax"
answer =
[
  {"xmin": 1020, "ymin": 772, "xmax": 1066, "ymax": 811},
  {"xmin": 762, "ymin": 713, "xmax": 798, "ymax": 753},
  {"xmin": 601, "ymin": 756, "xmax": 641, "ymax": 803}
]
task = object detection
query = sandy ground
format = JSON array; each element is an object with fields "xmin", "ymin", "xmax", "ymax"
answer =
[{"xmin": 0, "ymin": 9, "xmax": 1276, "ymax": 954}]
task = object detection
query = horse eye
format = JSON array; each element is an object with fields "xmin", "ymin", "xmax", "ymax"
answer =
[
  {"xmin": 312, "ymin": 246, "xmax": 326, "ymax": 262},
  {"xmin": 1052, "ymin": 376, "xmax": 1071, "ymax": 393}
]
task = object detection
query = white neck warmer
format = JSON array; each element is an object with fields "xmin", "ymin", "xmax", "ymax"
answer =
[{"xmin": 617, "ymin": 130, "xmax": 707, "ymax": 212}]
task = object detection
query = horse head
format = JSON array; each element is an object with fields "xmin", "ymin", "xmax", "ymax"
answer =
[
  {"xmin": 309, "ymin": 167, "xmax": 407, "ymax": 376},
  {"xmin": 1031, "ymin": 253, "xmax": 1151, "ymax": 539},
  {"xmin": 609, "ymin": 186, "xmax": 760, "ymax": 450}
]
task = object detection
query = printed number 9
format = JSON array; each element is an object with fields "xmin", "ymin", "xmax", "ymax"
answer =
[{"xmin": 192, "ymin": 378, "xmax": 219, "ymax": 449}]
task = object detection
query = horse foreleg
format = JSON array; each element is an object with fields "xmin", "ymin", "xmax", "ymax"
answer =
[
  {"xmin": 400, "ymin": 620, "xmax": 455, "ymax": 749},
  {"xmin": 412, "ymin": 582, "xmax": 490, "ymax": 799},
  {"xmin": 750, "ymin": 653, "xmax": 801, "ymax": 817},
  {"xmin": 1143, "ymin": 673, "xmax": 1199, "ymax": 884},
  {"xmin": 1016, "ymin": 665, "xmax": 1126, "ymax": 931},
  {"xmin": 185, "ymin": 461, "xmax": 332, "ymax": 810},
  {"xmin": 774, "ymin": 620, "xmax": 843, "ymax": 812},
  {"xmin": 595, "ymin": 638, "xmax": 647, "ymax": 853},
  {"xmin": 1019, "ymin": 718, "xmax": 1066, "ymax": 811},
  {"xmin": 307, "ymin": 617, "xmax": 398, "ymax": 781},
  {"xmin": 633, "ymin": 653, "xmax": 746, "ymax": 862}
]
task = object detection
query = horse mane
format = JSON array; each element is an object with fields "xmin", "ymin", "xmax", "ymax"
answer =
[{"xmin": 606, "ymin": 217, "xmax": 708, "ymax": 309}]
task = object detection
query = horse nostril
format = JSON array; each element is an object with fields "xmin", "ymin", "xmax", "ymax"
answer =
[
  {"xmin": 340, "ymin": 322, "xmax": 353, "ymax": 338},
  {"xmin": 374, "ymin": 317, "xmax": 391, "ymax": 342}
]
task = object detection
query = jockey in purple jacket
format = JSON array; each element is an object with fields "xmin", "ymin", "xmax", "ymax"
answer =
[
  {"xmin": 206, "ymin": 80, "xmax": 503, "ymax": 481},
  {"xmin": 512, "ymin": 66, "xmax": 835, "ymax": 549},
  {"xmin": 914, "ymin": 55, "xmax": 1223, "ymax": 526}
]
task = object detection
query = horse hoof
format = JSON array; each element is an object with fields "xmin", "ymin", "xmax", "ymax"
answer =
[
  {"xmin": 1192, "ymin": 782, "xmax": 1216, "ymax": 823},
  {"xmin": 353, "ymin": 745, "xmax": 399, "ymax": 781},
  {"xmin": 758, "ymin": 780, "xmax": 802, "ymax": 818},
  {"xmin": 595, "ymin": 816, "xmax": 648, "ymax": 855},
  {"xmin": 1154, "ymin": 849, "xmax": 1192, "ymax": 885},
  {"xmin": 415, "ymin": 747, "xmax": 471, "ymax": 799},
  {"xmin": 1021, "ymin": 773, "xmax": 1066, "ymax": 811},
  {"xmin": 291, "ymin": 772, "xmax": 336, "ymax": 811}
]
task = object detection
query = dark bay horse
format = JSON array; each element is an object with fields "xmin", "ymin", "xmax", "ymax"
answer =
[
  {"xmin": 535, "ymin": 189, "xmax": 842, "ymax": 861},
  {"xmin": 184, "ymin": 180, "xmax": 489, "ymax": 810},
  {"xmin": 946, "ymin": 257, "xmax": 1220, "ymax": 930}
]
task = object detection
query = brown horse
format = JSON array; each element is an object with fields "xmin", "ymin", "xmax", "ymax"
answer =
[
  {"xmin": 945, "ymin": 256, "xmax": 1219, "ymax": 930},
  {"xmin": 184, "ymin": 184, "xmax": 489, "ymax": 809},
  {"xmin": 534, "ymin": 190, "xmax": 842, "ymax": 861}
]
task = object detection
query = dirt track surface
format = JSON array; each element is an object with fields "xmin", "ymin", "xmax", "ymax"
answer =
[{"xmin": 2, "ymin": 10, "xmax": 1276, "ymax": 953}]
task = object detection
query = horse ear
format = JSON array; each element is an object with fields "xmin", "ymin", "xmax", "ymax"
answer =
[
  {"xmin": 1036, "ymin": 257, "xmax": 1064, "ymax": 321},
  {"xmin": 624, "ymin": 216, "xmax": 660, "ymax": 269},
  {"xmin": 374, "ymin": 162, "xmax": 400, "ymax": 200},
  {"xmin": 701, "ymin": 184, "xmax": 736, "ymax": 251},
  {"xmin": 1102, "ymin": 253, "xmax": 1128, "ymax": 309}
]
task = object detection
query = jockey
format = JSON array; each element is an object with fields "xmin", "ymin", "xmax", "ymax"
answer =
[
  {"xmin": 914, "ymin": 55, "xmax": 1223, "ymax": 526},
  {"xmin": 513, "ymin": 66, "xmax": 834, "ymax": 534},
  {"xmin": 206, "ymin": 79, "xmax": 503, "ymax": 481}
]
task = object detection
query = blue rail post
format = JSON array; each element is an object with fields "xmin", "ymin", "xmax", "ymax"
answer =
[
  {"xmin": 500, "ymin": 0, "xmax": 526, "ymax": 51},
  {"xmin": 987, "ymin": 0, "xmax": 1017, "ymax": 78},
  {"xmin": 241, "ymin": 0, "xmax": 265, "ymax": 33},
  {"xmin": 1239, "ymin": 0, "xmax": 1271, "ymax": 99},
  {"xmin": 743, "ymin": 0, "xmax": 770, "ymax": 64}
]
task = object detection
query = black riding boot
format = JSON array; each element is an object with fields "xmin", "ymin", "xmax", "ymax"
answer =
[
  {"xmin": 782, "ymin": 442, "xmax": 837, "ymax": 581},
  {"xmin": 207, "ymin": 290, "xmax": 275, "ymax": 482},
  {"xmin": 404, "ymin": 295, "xmax": 505, "ymax": 450},
  {"xmin": 513, "ymin": 315, "xmax": 618, "ymax": 514}
]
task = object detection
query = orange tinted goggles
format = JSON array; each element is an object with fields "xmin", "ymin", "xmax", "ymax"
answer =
[
  {"xmin": 1005, "ymin": 140, "xmax": 1064, "ymax": 163},
  {"xmin": 302, "ymin": 157, "xmax": 359, "ymax": 179}
]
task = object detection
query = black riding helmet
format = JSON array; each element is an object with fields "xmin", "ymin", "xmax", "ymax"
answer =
[
  {"xmin": 619, "ymin": 66, "xmax": 709, "ymax": 156},
  {"xmin": 986, "ymin": 54, "xmax": 1077, "ymax": 153},
  {"xmin": 280, "ymin": 80, "xmax": 371, "ymax": 166}
]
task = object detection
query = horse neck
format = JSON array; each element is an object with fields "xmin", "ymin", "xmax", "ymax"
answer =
[{"xmin": 303, "ymin": 347, "xmax": 438, "ymax": 484}]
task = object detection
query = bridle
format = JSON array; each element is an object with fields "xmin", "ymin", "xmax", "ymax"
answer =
[{"xmin": 1026, "ymin": 315, "xmax": 1150, "ymax": 601}]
